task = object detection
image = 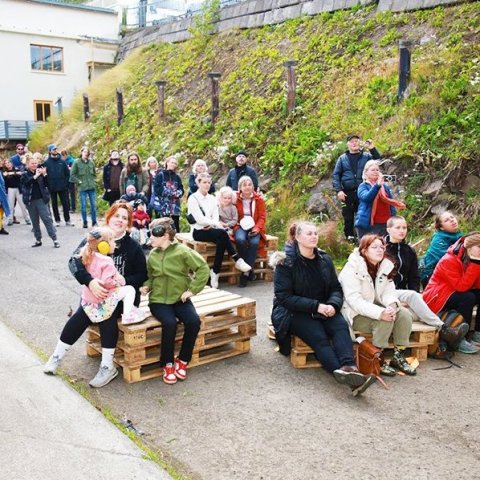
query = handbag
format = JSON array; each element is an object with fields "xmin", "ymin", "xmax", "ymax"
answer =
[
  {"xmin": 186, "ymin": 196, "xmax": 206, "ymax": 225},
  {"xmin": 355, "ymin": 336, "xmax": 388, "ymax": 389}
]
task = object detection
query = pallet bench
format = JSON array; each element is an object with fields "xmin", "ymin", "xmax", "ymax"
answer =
[
  {"xmin": 86, "ymin": 286, "xmax": 256, "ymax": 383},
  {"xmin": 288, "ymin": 322, "xmax": 437, "ymax": 369},
  {"xmin": 176, "ymin": 232, "xmax": 278, "ymax": 285}
]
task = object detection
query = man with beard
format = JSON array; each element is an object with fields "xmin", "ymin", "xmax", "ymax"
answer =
[
  {"xmin": 44, "ymin": 144, "xmax": 73, "ymax": 227},
  {"xmin": 119, "ymin": 152, "xmax": 149, "ymax": 197}
]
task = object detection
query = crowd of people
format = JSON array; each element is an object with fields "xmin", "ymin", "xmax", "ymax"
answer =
[{"xmin": 2, "ymin": 136, "xmax": 479, "ymax": 396}]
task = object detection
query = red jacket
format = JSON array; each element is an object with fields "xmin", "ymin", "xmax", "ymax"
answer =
[
  {"xmin": 422, "ymin": 238, "xmax": 480, "ymax": 313},
  {"xmin": 234, "ymin": 191, "xmax": 267, "ymax": 257}
]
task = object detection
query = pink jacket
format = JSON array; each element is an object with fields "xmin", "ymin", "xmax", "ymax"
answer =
[{"xmin": 81, "ymin": 253, "xmax": 125, "ymax": 305}]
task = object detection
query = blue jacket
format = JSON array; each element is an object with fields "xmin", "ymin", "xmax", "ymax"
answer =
[
  {"xmin": 419, "ymin": 229, "xmax": 463, "ymax": 282},
  {"xmin": 226, "ymin": 165, "xmax": 259, "ymax": 191},
  {"xmin": 332, "ymin": 149, "xmax": 380, "ymax": 192},
  {"xmin": 151, "ymin": 169, "xmax": 184, "ymax": 216},
  {"xmin": 44, "ymin": 155, "xmax": 70, "ymax": 192},
  {"xmin": 355, "ymin": 182, "xmax": 396, "ymax": 229},
  {"xmin": 0, "ymin": 173, "xmax": 11, "ymax": 217}
]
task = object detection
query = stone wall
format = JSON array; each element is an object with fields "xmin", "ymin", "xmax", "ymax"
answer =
[{"xmin": 118, "ymin": 0, "xmax": 474, "ymax": 59}]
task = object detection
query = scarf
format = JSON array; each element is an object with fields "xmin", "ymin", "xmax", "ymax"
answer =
[{"xmin": 370, "ymin": 183, "xmax": 405, "ymax": 225}]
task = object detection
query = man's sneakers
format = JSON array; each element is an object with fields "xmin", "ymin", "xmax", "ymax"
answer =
[
  {"xmin": 32, "ymin": 241, "xmax": 42, "ymax": 247},
  {"xmin": 234, "ymin": 258, "xmax": 252, "ymax": 273},
  {"xmin": 457, "ymin": 338, "xmax": 479, "ymax": 354},
  {"xmin": 210, "ymin": 270, "xmax": 220, "ymax": 289},
  {"xmin": 121, "ymin": 306, "xmax": 146, "ymax": 325},
  {"xmin": 333, "ymin": 365, "xmax": 366, "ymax": 387},
  {"xmin": 351, "ymin": 375, "xmax": 376, "ymax": 397},
  {"xmin": 54, "ymin": 241, "xmax": 60, "ymax": 248},
  {"xmin": 89, "ymin": 365, "xmax": 118, "ymax": 388},
  {"xmin": 163, "ymin": 358, "xmax": 189, "ymax": 384},
  {"xmin": 65, "ymin": 221, "xmax": 74, "ymax": 227},
  {"xmin": 44, "ymin": 355, "xmax": 61, "ymax": 375},
  {"xmin": 0, "ymin": 228, "xmax": 9, "ymax": 235}
]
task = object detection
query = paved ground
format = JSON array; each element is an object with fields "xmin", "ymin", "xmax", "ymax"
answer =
[{"xmin": 1, "ymin": 214, "xmax": 480, "ymax": 479}]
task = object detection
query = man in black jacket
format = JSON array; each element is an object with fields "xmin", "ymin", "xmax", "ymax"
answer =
[
  {"xmin": 102, "ymin": 149, "xmax": 124, "ymax": 205},
  {"xmin": 44, "ymin": 144, "xmax": 73, "ymax": 226},
  {"xmin": 332, "ymin": 135, "xmax": 380, "ymax": 242}
]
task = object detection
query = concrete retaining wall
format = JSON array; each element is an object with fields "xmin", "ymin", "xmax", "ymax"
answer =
[{"xmin": 118, "ymin": 0, "xmax": 474, "ymax": 59}]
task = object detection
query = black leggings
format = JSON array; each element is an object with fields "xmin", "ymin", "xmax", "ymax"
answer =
[
  {"xmin": 60, "ymin": 303, "xmax": 121, "ymax": 349},
  {"xmin": 193, "ymin": 228, "xmax": 237, "ymax": 273},
  {"xmin": 443, "ymin": 289, "xmax": 480, "ymax": 331}
]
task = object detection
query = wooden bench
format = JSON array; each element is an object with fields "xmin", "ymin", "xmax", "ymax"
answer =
[
  {"xmin": 175, "ymin": 232, "xmax": 278, "ymax": 285},
  {"xmin": 289, "ymin": 322, "xmax": 437, "ymax": 369},
  {"xmin": 86, "ymin": 286, "xmax": 256, "ymax": 383}
]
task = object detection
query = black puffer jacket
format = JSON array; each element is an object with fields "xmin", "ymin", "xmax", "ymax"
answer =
[
  {"xmin": 385, "ymin": 236, "xmax": 420, "ymax": 291},
  {"xmin": 270, "ymin": 243, "xmax": 344, "ymax": 354}
]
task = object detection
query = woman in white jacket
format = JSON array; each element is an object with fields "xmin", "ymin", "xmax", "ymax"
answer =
[
  {"xmin": 187, "ymin": 173, "xmax": 251, "ymax": 288},
  {"xmin": 338, "ymin": 234, "xmax": 416, "ymax": 376}
]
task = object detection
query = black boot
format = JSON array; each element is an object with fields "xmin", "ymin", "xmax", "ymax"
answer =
[{"xmin": 439, "ymin": 322, "xmax": 469, "ymax": 349}]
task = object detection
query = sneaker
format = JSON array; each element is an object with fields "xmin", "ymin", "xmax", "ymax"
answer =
[
  {"xmin": 7, "ymin": 220, "xmax": 13, "ymax": 226},
  {"xmin": 65, "ymin": 221, "xmax": 74, "ymax": 226},
  {"xmin": 32, "ymin": 240, "xmax": 42, "ymax": 247},
  {"xmin": 163, "ymin": 363, "xmax": 177, "ymax": 384},
  {"xmin": 380, "ymin": 362, "xmax": 397, "ymax": 377},
  {"xmin": 333, "ymin": 366, "xmax": 366, "ymax": 387},
  {"xmin": 248, "ymin": 270, "xmax": 257, "ymax": 282},
  {"xmin": 0, "ymin": 228, "xmax": 9, "ymax": 235},
  {"xmin": 55, "ymin": 221, "xmax": 61, "ymax": 227},
  {"xmin": 174, "ymin": 357, "xmax": 188, "ymax": 380},
  {"xmin": 390, "ymin": 349, "xmax": 417, "ymax": 375},
  {"xmin": 53, "ymin": 241, "xmax": 60, "ymax": 248},
  {"xmin": 44, "ymin": 354, "xmax": 61, "ymax": 375},
  {"xmin": 89, "ymin": 365, "xmax": 118, "ymax": 388},
  {"xmin": 121, "ymin": 306, "xmax": 146, "ymax": 325},
  {"xmin": 440, "ymin": 322, "xmax": 469, "ymax": 347},
  {"xmin": 210, "ymin": 270, "xmax": 220, "ymax": 289},
  {"xmin": 13, "ymin": 220, "xmax": 20, "ymax": 224},
  {"xmin": 351, "ymin": 374, "xmax": 376, "ymax": 397},
  {"xmin": 239, "ymin": 273, "xmax": 248, "ymax": 288},
  {"xmin": 457, "ymin": 338, "xmax": 479, "ymax": 354},
  {"xmin": 234, "ymin": 258, "xmax": 252, "ymax": 273},
  {"xmin": 26, "ymin": 220, "xmax": 31, "ymax": 225},
  {"xmin": 470, "ymin": 331, "xmax": 480, "ymax": 344},
  {"xmin": 83, "ymin": 222, "xmax": 88, "ymax": 228},
  {"xmin": 92, "ymin": 222, "xmax": 98, "ymax": 227}
]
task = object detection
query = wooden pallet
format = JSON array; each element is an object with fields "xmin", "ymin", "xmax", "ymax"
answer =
[
  {"xmin": 86, "ymin": 287, "xmax": 257, "ymax": 383},
  {"xmin": 290, "ymin": 322, "xmax": 437, "ymax": 369},
  {"xmin": 175, "ymin": 232, "xmax": 277, "ymax": 284}
]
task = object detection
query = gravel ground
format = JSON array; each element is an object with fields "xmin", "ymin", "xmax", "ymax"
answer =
[{"xmin": 1, "ymin": 214, "xmax": 479, "ymax": 479}]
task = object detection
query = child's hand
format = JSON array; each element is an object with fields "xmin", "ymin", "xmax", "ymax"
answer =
[
  {"xmin": 181, "ymin": 290, "xmax": 193, "ymax": 302},
  {"xmin": 89, "ymin": 279, "xmax": 108, "ymax": 299},
  {"xmin": 140, "ymin": 286, "xmax": 150, "ymax": 296}
]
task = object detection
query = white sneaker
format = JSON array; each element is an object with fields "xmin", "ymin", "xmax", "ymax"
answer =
[
  {"xmin": 89, "ymin": 365, "xmax": 118, "ymax": 388},
  {"xmin": 121, "ymin": 306, "xmax": 146, "ymax": 325},
  {"xmin": 210, "ymin": 270, "xmax": 219, "ymax": 289},
  {"xmin": 44, "ymin": 354, "xmax": 61, "ymax": 375},
  {"xmin": 234, "ymin": 258, "xmax": 252, "ymax": 273}
]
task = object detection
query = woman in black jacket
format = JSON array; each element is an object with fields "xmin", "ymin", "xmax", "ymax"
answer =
[{"xmin": 271, "ymin": 221, "xmax": 375, "ymax": 397}]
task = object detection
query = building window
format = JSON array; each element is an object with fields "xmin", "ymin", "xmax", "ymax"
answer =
[
  {"xmin": 30, "ymin": 45, "xmax": 63, "ymax": 72},
  {"xmin": 34, "ymin": 101, "xmax": 52, "ymax": 121}
]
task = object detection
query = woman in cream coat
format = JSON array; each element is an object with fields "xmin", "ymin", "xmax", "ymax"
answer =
[{"xmin": 338, "ymin": 234, "xmax": 416, "ymax": 376}]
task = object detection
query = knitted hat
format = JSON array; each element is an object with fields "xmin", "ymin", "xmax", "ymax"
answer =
[{"xmin": 464, "ymin": 233, "xmax": 480, "ymax": 250}]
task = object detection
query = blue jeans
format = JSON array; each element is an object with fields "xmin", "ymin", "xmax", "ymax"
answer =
[
  {"xmin": 289, "ymin": 312, "xmax": 355, "ymax": 373},
  {"xmin": 234, "ymin": 228, "xmax": 260, "ymax": 268},
  {"xmin": 80, "ymin": 189, "xmax": 97, "ymax": 225}
]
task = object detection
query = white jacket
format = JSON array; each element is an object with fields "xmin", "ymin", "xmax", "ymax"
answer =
[
  {"xmin": 187, "ymin": 191, "xmax": 221, "ymax": 230},
  {"xmin": 338, "ymin": 249, "xmax": 399, "ymax": 326}
]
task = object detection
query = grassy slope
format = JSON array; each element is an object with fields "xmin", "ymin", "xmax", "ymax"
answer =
[{"xmin": 30, "ymin": 2, "xmax": 480, "ymax": 247}]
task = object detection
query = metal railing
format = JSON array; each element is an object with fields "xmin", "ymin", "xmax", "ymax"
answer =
[{"xmin": 0, "ymin": 120, "xmax": 42, "ymax": 141}]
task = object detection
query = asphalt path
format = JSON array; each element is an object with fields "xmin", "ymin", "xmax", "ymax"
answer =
[{"xmin": 1, "ymin": 213, "xmax": 479, "ymax": 479}]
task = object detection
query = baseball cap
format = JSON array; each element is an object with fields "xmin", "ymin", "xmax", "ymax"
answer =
[
  {"xmin": 48, "ymin": 144, "xmax": 57, "ymax": 151},
  {"xmin": 236, "ymin": 150, "xmax": 247, "ymax": 157},
  {"xmin": 346, "ymin": 134, "xmax": 361, "ymax": 142},
  {"xmin": 16, "ymin": 143, "xmax": 25, "ymax": 149}
]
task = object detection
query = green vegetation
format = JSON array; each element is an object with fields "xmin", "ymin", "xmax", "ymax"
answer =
[{"xmin": 30, "ymin": 2, "xmax": 480, "ymax": 255}]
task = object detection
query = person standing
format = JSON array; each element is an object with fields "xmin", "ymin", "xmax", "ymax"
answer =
[
  {"xmin": 102, "ymin": 149, "xmax": 124, "ymax": 206},
  {"xmin": 70, "ymin": 146, "xmax": 97, "ymax": 229},
  {"xmin": 3, "ymin": 158, "xmax": 31, "ymax": 225},
  {"xmin": 332, "ymin": 135, "xmax": 381, "ymax": 242},
  {"xmin": 20, "ymin": 154, "xmax": 59, "ymax": 248},
  {"xmin": 10, "ymin": 144, "xmax": 26, "ymax": 170},
  {"xmin": 44, "ymin": 144, "xmax": 73, "ymax": 227},
  {"xmin": 119, "ymin": 152, "xmax": 149, "ymax": 196},
  {"xmin": 61, "ymin": 149, "xmax": 76, "ymax": 213},
  {"xmin": 226, "ymin": 150, "xmax": 259, "ymax": 191},
  {"xmin": 0, "ymin": 166, "xmax": 10, "ymax": 235}
]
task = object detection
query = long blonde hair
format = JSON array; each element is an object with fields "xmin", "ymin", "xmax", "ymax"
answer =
[{"xmin": 79, "ymin": 227, "xmax": 114, "ymax": 266}]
